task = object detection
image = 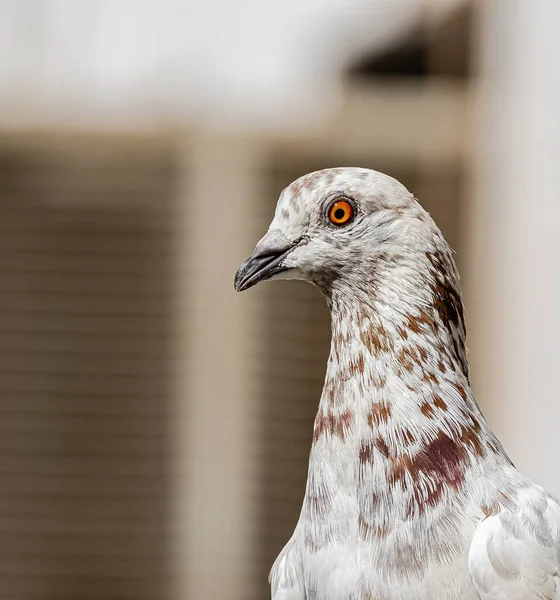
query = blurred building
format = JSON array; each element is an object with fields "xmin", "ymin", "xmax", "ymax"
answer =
[{"xmin": 0, "ymin": 1, "xmax": 559, "ymax": 600}]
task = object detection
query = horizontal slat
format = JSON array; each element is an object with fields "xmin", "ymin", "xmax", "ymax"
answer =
[
  {"xmin": 0, "ymin": 393, "xmax": 166, "ymax": 416},
  {"xmin": 0, "ymin": 505, "xmax": 161, "ymax": 526},
  {"xmin": 0, "ymin": 336, "xmax": 166, "ymax": 355},
  {"xmin": 0, "ymin": 314, "xmax": 169, "ymax": 335},
  {"xmin": 0, "ymin": 576, "xmax": 161, "ymax": 599},
  {"xmin": 0, "ymin": 516, "xmax": 164, "ymax": 535},
  {"xmin": 0, "ymin": 274, "xmax": 171, "ymax": 295},
  {"xmin": 0, "ymin": 539, "xmax": 162, "ymax": 558},
  {"xmin": 0, "ymin": 212, "xmax": 172, "ymax": 231},
  {"xmin": 0, "ymin": 359, "xmax": 166, "ymax": 378},
  {"xmin": 0, "ymin": 228, "xmax": 174, "ymax": 249},
  {"xmin": 0, "ymin": 437, "xmax": 166, "ymax": 459},
  {"xmin": 0, "ymin": 414, "xmax": 167, "ymax": 436},
  {"xmin": 0, "ymin": 254, "xmax": 171, "ymax": 274},
  {"xmin": 0, "ymin": 557, "xmax": 163, "ymax": 578},
  {"xmin": 0, "ymin": 237, "xmax": 173, "ymax": 257}
]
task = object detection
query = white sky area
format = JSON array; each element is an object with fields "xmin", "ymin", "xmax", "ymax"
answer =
[{"xmin": 0, "ymin": 0, "xmax": 459, "ymax": 129}]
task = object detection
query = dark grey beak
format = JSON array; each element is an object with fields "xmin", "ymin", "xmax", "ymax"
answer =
[{"xmin": 234, "ymin": 232, "xmax": 305, "ymax": 292}]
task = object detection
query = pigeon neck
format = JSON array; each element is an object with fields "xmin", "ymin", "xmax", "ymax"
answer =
[
  {"xmin": 326, "ymin": 246, "xmax": 469, "ymax": 381},
  {"xmin": 305, "ymin": 243, "xmax": 510, "ymax": 531},
  {"xmin": 311, "ymin": 287, "xmax": 504, "ymax": 465},
  {"xmin": 325, "ymin": 290, "xmax": 470, "ymax": 402},
  {"xmin": 313, "ymin": 253, "xmax": 491, "ymax": 444}
]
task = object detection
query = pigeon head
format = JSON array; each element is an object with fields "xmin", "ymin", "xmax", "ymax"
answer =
[{"xmin": 234, "ymin": 167, "xmax": 445, "ymax": 300}]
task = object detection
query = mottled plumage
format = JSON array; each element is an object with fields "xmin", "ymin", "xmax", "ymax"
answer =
[{"xmin": 234, "ymin": 168, "xmax": 560, "ymax": 600}]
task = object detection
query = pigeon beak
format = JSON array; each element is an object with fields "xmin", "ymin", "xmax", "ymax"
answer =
[{"xmin": 234, "ymin": 231, "xmax": 306, "ymax": 292}]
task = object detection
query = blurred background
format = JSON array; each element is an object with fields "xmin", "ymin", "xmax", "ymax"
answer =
[{"xmin": 0, "ymin": 0, "xmax": 559, "ymax": 599}]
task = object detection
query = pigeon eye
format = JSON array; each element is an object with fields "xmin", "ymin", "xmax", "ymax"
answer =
[{"xmin": 328, "ymin": 199, "xmax": 354, "ymax": 226}]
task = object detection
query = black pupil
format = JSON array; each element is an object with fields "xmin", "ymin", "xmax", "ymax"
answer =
[{"xmin": 334, "ymin": 207, "xmax": 346, "ymax": 220}]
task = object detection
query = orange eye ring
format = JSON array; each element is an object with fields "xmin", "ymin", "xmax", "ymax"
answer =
[{"xmin": 328, "ymin": 199, "xmax": 354, "ymax": 226}]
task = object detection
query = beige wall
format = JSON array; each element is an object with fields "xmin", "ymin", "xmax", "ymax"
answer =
[{"xmin": 468, "ymin": 0, "xmax": 560, "ymax": 494}]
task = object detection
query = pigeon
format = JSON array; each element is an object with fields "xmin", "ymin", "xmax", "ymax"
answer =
[{"xmin": 234, "ymin": 167, "xmax": 560, "ymax": 600}]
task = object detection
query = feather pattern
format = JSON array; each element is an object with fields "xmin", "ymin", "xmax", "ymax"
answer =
[{"xmin": 235, "ymin": 168, "xmax": 560, "ymax": 600}]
